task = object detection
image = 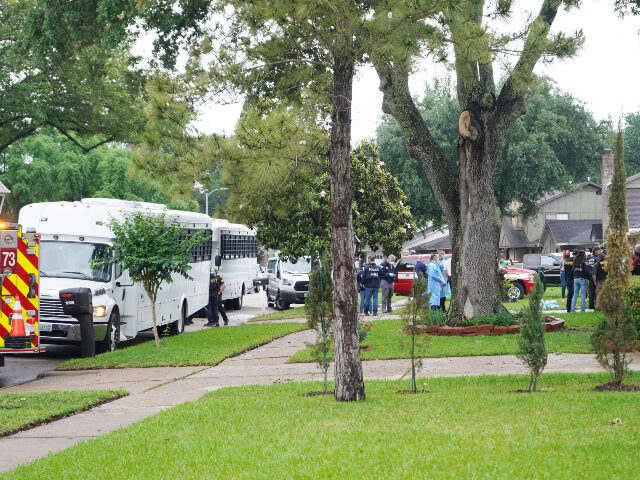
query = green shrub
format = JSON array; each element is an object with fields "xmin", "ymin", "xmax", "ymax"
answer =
[
  {"xmin": 517, "ymin": 273, "xmax": 548, "ymax": 392},
  {"xmin": 418, "ymin": 309, "xmax": 447, "ymax": 326}
]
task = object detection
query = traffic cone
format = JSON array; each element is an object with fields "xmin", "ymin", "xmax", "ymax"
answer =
[{"xmin": 9, "ymin": 299, "xmax": 26, "ymax": 337}]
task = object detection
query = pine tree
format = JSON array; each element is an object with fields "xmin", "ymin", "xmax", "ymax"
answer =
[
  {"xmin": 591, "ymin": 131, "xmax": 638, "ymax": 389},
  {"xmin": 305, "ymin": 256, "xmax": 334, "ymax": 394},
  {"xmin": 517, "ymin": 273, "xmax": 547, "ymax": 392}
]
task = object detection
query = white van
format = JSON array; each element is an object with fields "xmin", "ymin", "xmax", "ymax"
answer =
[
  {"xmin": 265, "ymin": 256, "xmax": 311, "ymax": 310},
  {"xmin": 18, "ymin": 199, "xmax": 212, "ymax": 352}
]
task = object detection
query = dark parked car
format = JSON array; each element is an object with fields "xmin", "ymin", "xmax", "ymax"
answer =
[{"xmin": 522, "ymin": 253, "xmax": 562, "ymax": 285}]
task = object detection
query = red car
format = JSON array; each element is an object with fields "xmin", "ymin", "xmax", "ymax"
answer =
[
  {"xmin": 393, "ymin": 255, "xmax": 536, "ymax": 300},
  {"xmin": 503, "ymin": 266, "xmax": 537, "ymax": 300}
]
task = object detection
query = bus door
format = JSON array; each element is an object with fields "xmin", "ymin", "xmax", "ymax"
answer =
[{"xmin": 113, "ymin": 265, "xmax": 139, "ymax": 339}]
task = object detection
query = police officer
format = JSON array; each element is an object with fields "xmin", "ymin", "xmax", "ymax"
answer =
[
  {"xmin": 362, "ymin": 256, "xmax": 382, "ymax": 316},
  {"xmin": 205, "ymin": 267, "xmax": 229, "ymax": 327},
  {"xmin": 379, "ymin": 254, "xmax": 396, "ymax": 313},
  {"xmin": 564, "ymin": 250, "xmax": 576, "ymax": 313},
  {"xmin": 587, "ymin": 246, "xmax": 602, "ymax": 309}
]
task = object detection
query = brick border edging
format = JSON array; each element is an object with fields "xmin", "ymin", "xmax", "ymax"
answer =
[{"xmin": 406, "ymin": 316, "xmax": 565, "ymax": 336}]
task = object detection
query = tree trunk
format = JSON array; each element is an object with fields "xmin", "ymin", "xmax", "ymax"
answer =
[
  {"xmin": 149, "ymin": 291, "xmax": 161, "ymax": 348},
  {"xmin": 330, "ymin": 49, "xmax": 365, "ymax": 402},
  {"xmin": 454, "ymin": 118, "xmax": 502, "ymax": 318}
]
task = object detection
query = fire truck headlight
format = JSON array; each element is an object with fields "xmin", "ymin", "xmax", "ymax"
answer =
[{"xmin": 93, "ymin": 306, "xmax": 108, "ymax": 317}]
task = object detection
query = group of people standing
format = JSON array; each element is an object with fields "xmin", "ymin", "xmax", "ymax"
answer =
[
  {"xmin": 357, "ymin": 250, "xmax": 451, "ymax": 316},
  {"xmin": 561, "ymin": 246, "xmax": 606, "ymax": 313},
  {"xmin": 415, "ymin": 250, "xmax": 451, "ymax": 311},
  {"xmin": 358, "ymin": 255, "xmax": 397, "ymax": 315}
]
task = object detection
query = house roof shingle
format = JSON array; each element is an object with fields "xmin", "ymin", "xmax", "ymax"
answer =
[
  {"xmin": 500, "ymin": 217, "xmax": 536, "ymax": 248},
  {"xmin": 546, "ymin": 219, "xmax": 602, "ymax": 246}
]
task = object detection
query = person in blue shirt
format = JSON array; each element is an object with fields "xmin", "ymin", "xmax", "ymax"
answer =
[
  {"xmin": 437, "ymin": 250, "xmax": 451, "ymax": 311},
  {"xmin": 362, "ymin": 256, "xmax": 382, "ymax": 316},
  {"xmin": 426, "ymin": 254, "xmax": 446, "ymax": 310},
  {"xmin": 414, "ymin": 256, "xmax": 428, "ymax": 280}
]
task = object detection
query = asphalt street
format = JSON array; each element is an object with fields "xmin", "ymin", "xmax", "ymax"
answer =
[{"xmin": 0, "ymin": 290, "xmax": 293, "ymax": 388}]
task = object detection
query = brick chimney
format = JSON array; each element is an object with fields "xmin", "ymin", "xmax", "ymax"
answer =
[{"xmin": 602, "ymin": 148, "xmax": 614, "ymax": 240}]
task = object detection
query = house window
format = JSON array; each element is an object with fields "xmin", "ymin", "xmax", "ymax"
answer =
[{"xmin": 546, "ymin": 213, "xmax": 569, "ymax": 220}]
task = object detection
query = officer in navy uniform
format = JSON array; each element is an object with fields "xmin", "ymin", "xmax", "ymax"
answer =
[
  {"xmin": 362, "ymin": 256, "xmax": 382, "ymax": 316},
  {"xmin": 587, "ymin": 246, "xmax": 602, "ymax": 309},
  {"xmin": 205, "ymin": 268, "xmax": 229, "ymax": 327},
  {"xmin": 379, "ymin": 254, "xmax": 396, "ymax": 313},
  {"xmin": 564, "ymin": 250, "xmax": 576, "ymax": 313}
]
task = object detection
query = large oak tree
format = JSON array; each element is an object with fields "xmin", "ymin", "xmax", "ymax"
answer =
[{"xmin": 371, "ymin": 0, "xmax": 583, "ymax": 319}]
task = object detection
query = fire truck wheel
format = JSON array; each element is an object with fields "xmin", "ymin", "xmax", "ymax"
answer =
[{"xmin": 97, "ymin": 312, "xmax": 120, "ymax": 353}]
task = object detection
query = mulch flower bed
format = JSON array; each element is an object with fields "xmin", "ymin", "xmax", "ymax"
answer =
[
  {"xmin": 405, "ymin": 316, "xmax": 565, "ymax": 337},
  {"xmin": 594, "ymin": 383, "xmax": 640, "ymax": 392}
]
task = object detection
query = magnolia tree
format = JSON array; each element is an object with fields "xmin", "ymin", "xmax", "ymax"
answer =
[{"xmin": 94, "ymin": 210, "xmax": 207, "ymax": 347}]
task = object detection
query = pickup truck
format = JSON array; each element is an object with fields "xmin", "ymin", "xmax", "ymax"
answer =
[{"xmin": 521, "ymin": 253, "xmax": 563, "ymax": 285}]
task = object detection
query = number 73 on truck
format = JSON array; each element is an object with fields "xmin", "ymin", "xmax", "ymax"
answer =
[{"xmin": 0, "ymin": 221, "xmax": 41, "ymax": 367}]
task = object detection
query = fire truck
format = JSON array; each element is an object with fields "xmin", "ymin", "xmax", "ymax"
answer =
[{"xmin": 0, "ymin": 222, "xmax": 41, "ymax": 367}]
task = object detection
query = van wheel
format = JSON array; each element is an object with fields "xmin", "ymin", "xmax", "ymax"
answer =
[
  {"xmin": 275, "ymin": 295, "xmax": 290, "ymax": 310},
  {"xmin": 170, "ymin": 302, "xmax": 186, "ymax": 335},
  {"xmin": 97, "ymin": 311, "xmax": 119, "ymax": 353}
]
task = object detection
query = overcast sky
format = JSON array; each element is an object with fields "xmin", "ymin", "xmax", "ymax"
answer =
[{"xmin": 193, "ymin": 0, "xmax": 640, "ymax": 143}]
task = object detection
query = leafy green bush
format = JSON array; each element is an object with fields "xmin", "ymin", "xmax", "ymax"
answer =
[
  {"xmin": 458, "ymin": 311, "xmax": 522, "ymax": 327},
  {"xmin": 418, "ymin": 309, "xmax": 447, "ymax": 326},
  {"xmin": 358, "ymin": 321, "xmax": 372, "ymax": 346}
]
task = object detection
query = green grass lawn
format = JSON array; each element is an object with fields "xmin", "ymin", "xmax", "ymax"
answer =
[
  {"xmin": 249, "ymin": 293, "xmax": 406, "ymax": 322},
  {"xmin": 58, "ymin": 323, "xmax": 306, "ymax": 370},
  {"xmin": 551, "ymin": 311, "xmax": 603, "ymax": 328},
  {"xmin": 4, "ymin": 373, "xmax": 639, "ymax": 479},
  {"xmin": 505, "ymin": 285, "xmax": 574, "ymax": 311},
  {"xmin": 288, "ymin": 318, "xmax": 594, "ymax": 363},
  {"xmin": 0, "ymin": 390, "xmax": 126, "ymax": 437}
]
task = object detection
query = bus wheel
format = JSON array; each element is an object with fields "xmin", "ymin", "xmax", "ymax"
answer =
[
  {"xmin": 170, "ymin": 302, "xmax": 186, "ymax": 335},
  {"xmin": 233, "ymin": 290, "xmax": 244, "ymax": 310},
  {"xmin": 275, "ymin": 295, "xmax": 290, "ymax": 311},
  {"xmin": 97, "ymin": 311, "xmax": 120, "ymax": 353}
]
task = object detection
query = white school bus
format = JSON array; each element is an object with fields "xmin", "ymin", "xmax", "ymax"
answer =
[
  {"xmin": 18, "ymin": 198, "xmax": 212, "ymax": 352},
  {"xmin": 209, "ymin": 219, "xmax": 257, "ymax": 310}
]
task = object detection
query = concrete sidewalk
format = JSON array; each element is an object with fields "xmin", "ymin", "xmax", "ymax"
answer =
[{"xmin": 1, "ymin": 326, "xmax": 639, "ymax": 472}]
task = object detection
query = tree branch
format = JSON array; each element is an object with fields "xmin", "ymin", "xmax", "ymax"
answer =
[
  {"xmin": 490, "ymin": 0, "xmax": 565, "ymax": 164},
  {"xmin": 0, "ymin": 126, "xmax": 39, "ymax": 154},
  {"xmin": 49, "ymin": 123, "xmax": 115, "ymax": 153},
  {"xmin": 374, "ymin": 61, "xmax": 460, "ymax": 225}
]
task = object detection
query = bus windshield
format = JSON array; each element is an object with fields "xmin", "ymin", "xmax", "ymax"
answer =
[
  {"xmin": 283, "ymin": 257, "xmax": 312, "ymax": 274},
  {"xmin": 39, "ymin": 241, "xmax": 112, "ymax": 282}
]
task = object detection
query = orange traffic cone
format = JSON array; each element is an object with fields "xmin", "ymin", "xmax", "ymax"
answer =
[{"xmin": 9, "ymin": 299, "xmax": 26, "ymax": 337}]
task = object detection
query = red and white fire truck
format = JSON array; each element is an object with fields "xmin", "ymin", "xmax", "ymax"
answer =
[{"xmin": 0, "ymin": 222, "xmax": 41, "ymax": 367}]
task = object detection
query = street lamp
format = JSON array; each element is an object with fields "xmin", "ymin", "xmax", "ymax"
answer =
[{"xmin": 205, "ymin": 187, "xmax": 228, "ymax": 216}]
